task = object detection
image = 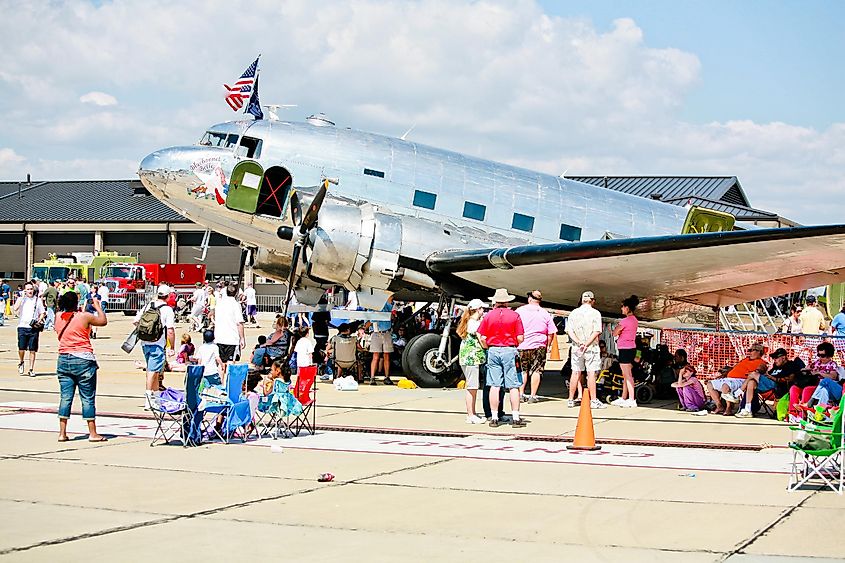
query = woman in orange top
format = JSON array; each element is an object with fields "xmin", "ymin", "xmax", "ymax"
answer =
[{"xmin": 54, "ymin": 291, "xmax": 108, "ymax": 442}]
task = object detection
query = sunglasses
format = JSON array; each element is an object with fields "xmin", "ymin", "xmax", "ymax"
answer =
[{"xmin": 817, "ymin": 353, "xmax": 830, "ymax": 358}]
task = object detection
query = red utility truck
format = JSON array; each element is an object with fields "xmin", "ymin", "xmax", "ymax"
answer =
[{"xmin": 99, "ymin": 263, "xmax": 206, "ymax": 314}]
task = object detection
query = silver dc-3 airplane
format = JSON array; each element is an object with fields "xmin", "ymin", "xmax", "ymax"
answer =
[{"xmin": 138, "ymin": 113, "xmax": 845, "ymax": 386}]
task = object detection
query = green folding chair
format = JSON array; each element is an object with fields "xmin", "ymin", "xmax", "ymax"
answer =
[{"xmin": 787, "ymin": 393, "xmax": 844, "ymax": 494}]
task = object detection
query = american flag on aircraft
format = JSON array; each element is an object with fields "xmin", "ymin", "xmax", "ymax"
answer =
[{"xmin": 224, "ymin": 56, "xmax": 259, "ymax": 111}]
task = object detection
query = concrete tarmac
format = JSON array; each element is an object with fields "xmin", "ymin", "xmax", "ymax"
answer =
[{"xmin": 0, "ymin": 314, "xmax": 841, "ymax": 562}]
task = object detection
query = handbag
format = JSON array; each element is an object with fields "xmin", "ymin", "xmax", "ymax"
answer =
[{"xmin": 30, "ymin": 318, "xmax": 45, "ymax": 332}]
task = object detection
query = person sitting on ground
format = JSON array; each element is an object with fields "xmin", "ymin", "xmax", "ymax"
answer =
[
  {"xmin": 799, "ymin": 341, "xmax": 844, "ymax": 411},
  {"xmin": 672, "ymin": 365, "xmax": 706, "ymax": 414},
  {"xmin": 598, "ymin": 340, "xmax": 616, "ymax": 372},
  {"xmin": 250, "ymin": 335, "xmax": 269, "ymax": 370},
  {"xmin": 195, "ymin": 329, "xmax": 225, "ymax": 386},
  {"xmin": 671, "ymin": 348, "xmax": 689, "ymax": 376},
  {"xmin": 169, "ymin": 333, "xmax": 195, "ymax": 373},
  {"xmin": 705, "ymin": 342, "xmax": 767, "ymax": 416}
]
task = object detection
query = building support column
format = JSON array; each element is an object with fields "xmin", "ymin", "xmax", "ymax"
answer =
[
  {"xmin": 94, "ymin": 230, "xmax": 104, "ymax": 253},
  {"xmin": 25, "ymin": 229, "xmax": 34, "ymax": 280},
  {"xmin": 168, "ymin": 231, "xmax": 177, "ymax": 264}
]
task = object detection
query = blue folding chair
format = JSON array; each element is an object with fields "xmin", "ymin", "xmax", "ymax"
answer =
[
  {"xmin": 182, "ymin": 365, "xmax": 205, "ymax": 447},
  {"xmin": 203, "ymin": 363, "xmax": 250, "ymax": 443}
]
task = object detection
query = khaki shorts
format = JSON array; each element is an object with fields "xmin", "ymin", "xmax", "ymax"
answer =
[
  {"xmin": 369, "ymin": 331, "xmax": 394, "ymax": 353},
  {"xmin": 461, "ymin": 364, "xmax": 480, "ymax": 390},
  {"xmin": 571, "ymin": 346, "xmax": 601, "ymax": 373}
]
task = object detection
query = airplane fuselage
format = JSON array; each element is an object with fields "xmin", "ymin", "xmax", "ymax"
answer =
[{"xmin": 139, "ymin": 118, "xmax": 688, "ymax": 295}]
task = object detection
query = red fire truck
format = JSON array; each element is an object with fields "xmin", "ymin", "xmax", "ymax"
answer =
[{"xmin": 99, "ymin": 263, "xmax": 207, "ymax": 314}]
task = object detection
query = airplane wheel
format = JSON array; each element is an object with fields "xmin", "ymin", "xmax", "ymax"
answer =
[{"xmin": 401, "ymin": 333, "xmax": 462, "ymax": 388}]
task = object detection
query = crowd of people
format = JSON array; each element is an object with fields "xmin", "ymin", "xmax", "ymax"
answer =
[{"xmin": 5, "ymin": 269, "xmax": 843, "ymax": 441}]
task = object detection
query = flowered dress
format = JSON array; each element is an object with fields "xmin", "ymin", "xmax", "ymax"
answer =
[{"xmin": 459, "ymin": 318, "xmax": 487, "ymax": 367}]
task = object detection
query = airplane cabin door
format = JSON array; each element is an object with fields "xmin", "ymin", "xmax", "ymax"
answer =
[
  {"xmin": 226, "ymin": 160, "xmax": 265, "ymax": 214},
  {"xmin": 256, "ymin": 166, "xmax": 293, "ymax": 218}
]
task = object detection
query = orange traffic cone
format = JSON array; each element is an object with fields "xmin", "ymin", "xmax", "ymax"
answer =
[
  {"xmin": 549, "ymin": 335, "xmax": 561, "ymax": 361},
  {"xmin": 567, "ymin": 389, "xmax": 601, "ymax": 451}
]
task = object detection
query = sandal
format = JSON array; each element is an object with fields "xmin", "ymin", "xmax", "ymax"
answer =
[
  {"xmin": 88, "ymin": 436, "xmax": 108, "ymax": 443},
  {"xmin": 57, "ymin": 436, "xmax": 69, "ymax": 443},
  {"xmin": 383, "ymin": 378, "xmax": 394, "ymax": 386}
]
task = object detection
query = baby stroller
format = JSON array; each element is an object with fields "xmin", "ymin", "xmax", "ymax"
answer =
[
  {"xmin": 331, "ymin": 334, "xmax": 362, "ymax": 381},
  {"xmin": 174, "ymin": 295, "xmax": 192, "ymax": 324}
]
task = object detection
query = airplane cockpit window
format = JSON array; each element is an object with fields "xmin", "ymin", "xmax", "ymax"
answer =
[
  {"xmin": 237, "ymin": 136, "xmax": 263, "ymax": 158},
  {"xmin": 199, "ymin": 131, "xmax": 239, "ymax": 148}
]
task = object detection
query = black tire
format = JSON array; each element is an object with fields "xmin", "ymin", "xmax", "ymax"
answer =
[
  {"xmin": 636, "ymin": 384, "xmax": 654, "ymax": 404},
  {"xmin": 401, "ymin": 333, "xmax": 462, "ymax": 388}
]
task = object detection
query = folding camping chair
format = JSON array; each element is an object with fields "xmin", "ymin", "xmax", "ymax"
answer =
[
  {"xmin": 331, "ymin": 334, "xmax": 361, "ymax": 380},
  {"xmin": 255, "ymin": 379, "xmax": 304, "ymax": 439},
  {"xmin": 203, "ymin": 363, "xmax": 251, "ymax": 443},
  {"xmin": 787, "ymin": 393, "xmax": 844, "ymax": 494},
  {"xmin": 182, "ymin": 365, "xmax": 204, "ymax": 447},
  {"xmin": 290, "ymin": 366, "xmax": 318, "ymax": 437},
  {"xmin": 148, "ymin": 366, "xmax": 204, "ymax": 447}
]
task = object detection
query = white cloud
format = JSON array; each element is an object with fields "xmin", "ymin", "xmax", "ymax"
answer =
[
  {"xmin": 0, "ymin": 0, "xmax": 841, "ymax": 225},
  {"xmin": 79, "ymin": 91, "xmax": 117, "ymax": 106},
  {"xmin": 0, "ymin": 148, "xmax": 25, "ymax": 167}
]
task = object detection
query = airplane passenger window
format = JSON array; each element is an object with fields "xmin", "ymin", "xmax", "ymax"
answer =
[
  {"xmin": 363, "ymin": 168, "xmax": 385, "ymax": 178},
  {"xmin": 412, "ymin": 190, "xmax": 437, "ymax": 210},
  {"xmin": 512, "ymin": 213, "xmax": 534, "ymax": 233},
  {"xmin": 239, "ymin": 136, "xmax": 263, "ymax": 158},
  {"xmin": 463, "ymin": 201, "xmax": 486, "ymax": 221},
  {"xmin": 560, "ymin": 223, "xmax": 582, "ymax": 241}
]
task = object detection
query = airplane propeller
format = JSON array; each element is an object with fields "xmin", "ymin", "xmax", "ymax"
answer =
[{"xmin": 277, "ymin": 178, "xmax": 334, "ymax": 317}]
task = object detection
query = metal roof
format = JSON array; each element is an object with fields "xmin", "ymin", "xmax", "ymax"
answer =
[
  {"xmin": 0, "ymin": 180, "xmax": 188, "ymax": 223},
  {"xmin": 570, "ymin": 176, "xmax": 751, "ymax": 208},
  {"xmin": 660, "ymin": 196, "xmax": 777, "ymax": 221}
]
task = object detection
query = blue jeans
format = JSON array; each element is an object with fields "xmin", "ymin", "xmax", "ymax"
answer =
[
  {"xmin": 44, "ymin": 307, "xmax": 56, "ymax": 331},
  {"xmin": 57, "ymin": 354, "xmax": 98, "ymax": 420},
  {"xmin": 486, "ymin": 346, "xmax": 522, "ymax": 389},
  {"xmin": 812, "ymin": 378, "xmax": 844, "ymax": 406}
]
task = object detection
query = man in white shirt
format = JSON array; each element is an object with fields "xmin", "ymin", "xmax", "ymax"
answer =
[
  {"xmin": 214, "ymin": 283, "xmax": 245, "ymax": 364},
  {"xmin": 190, "ymin": 282, "xmax": 207, "ymax": 331},
  {"xmin": 565, "ymin": 291, "xmax": 605, "ymax": 409},
  {"xmin": 97, "ymin": 283, "xmax": 109, "ymax": 309},
  {"xmin": 133, "ymin": 285, "xmax": 175, "ymax": 403},
  {"xmin": 244, "ymin": 283, "xmax": 258, "ymax": 324}
]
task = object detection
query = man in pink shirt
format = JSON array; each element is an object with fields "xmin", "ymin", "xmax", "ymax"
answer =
[{"xmin": 516, "ymin": 290, "xmax": 557, "ymax": 404}]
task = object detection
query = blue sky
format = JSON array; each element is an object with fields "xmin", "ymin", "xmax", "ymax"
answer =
[
  {"xmin": 542, "ymin": 0, "xmax": 844, "ymax": 129},
  {"xmin": 0, "ymin": 0, "xmax": 842, "ymax": 224}
]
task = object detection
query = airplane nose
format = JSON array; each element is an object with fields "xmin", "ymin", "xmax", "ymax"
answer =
[{"xmin": 138, "ymin": 151, "xmax": 162, "ymax": 176}]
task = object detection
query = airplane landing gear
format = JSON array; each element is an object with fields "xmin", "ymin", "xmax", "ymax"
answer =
[{"xmin": 400, "ymin": 296, "xmax": 462, "ymax": 388}]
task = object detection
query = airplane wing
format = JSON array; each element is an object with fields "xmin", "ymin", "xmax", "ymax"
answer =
[{"xmin": 425, "ymin": 225, "xmax": 845, "ymax": 320}]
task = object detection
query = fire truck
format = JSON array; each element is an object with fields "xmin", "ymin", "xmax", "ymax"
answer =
[
  {"xmin": 31, "ymin": 251, "xmax": 137, "ymax": 283},
  {"xmin": 99, "ymin": 263, "xmax": 207, "ymax": 314}
]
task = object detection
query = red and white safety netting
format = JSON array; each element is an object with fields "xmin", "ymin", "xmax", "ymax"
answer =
[{"xmin": 660, "ymin": 329, "xmax": 845, "ymax": 379}]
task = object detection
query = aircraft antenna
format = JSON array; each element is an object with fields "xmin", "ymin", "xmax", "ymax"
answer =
[{"xmin": 263, "ymin": 104, "xmax": 297, "ymax": 121}]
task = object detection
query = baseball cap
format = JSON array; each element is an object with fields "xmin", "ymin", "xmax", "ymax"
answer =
[
  {"xmin": 770, "ymin": 348, "xmax": 788, "ymax": 359},
  {"xmin": 749, "ymin": 342, "xmax": 765, "ymax": 353},
  {"xmin": 805, "ymin": 295, "xmax": 816, "ymax": 303},
  {"xmin": 157, "ymin": 284, "xmax": 171, "ymax": 296},
  {"xmin": 467, "ymin": 298, "xmax": 486, "ymax": 310},
  {"xmin": 581, "ymin": 291, "xmax": 594, "ymax": 302}
]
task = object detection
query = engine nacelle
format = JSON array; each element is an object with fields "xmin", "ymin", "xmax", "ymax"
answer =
[{"xmin": 306, "ymin": 201, "xmax": 402, "ymax": 291}]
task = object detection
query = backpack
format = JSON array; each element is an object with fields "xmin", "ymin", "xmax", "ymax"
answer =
[{"xmin": 137, "ymin": 303, "xmax": 164, "ymax": 342}]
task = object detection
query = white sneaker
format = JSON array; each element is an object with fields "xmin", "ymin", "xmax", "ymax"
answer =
[
  {"xmin": 18, "ymin": 362, "xmax": 24, "ymax": 375},
  {"xmin": 690, "ymin": 409, "xmax": 708, "ymax": 416},
  {"xmin": 622, "ymin": 399, "xmax": 638, "ymax": 408},
  {"xmin": 465, "ymin": 415, "xmax": 484, "ymax": 424},
  {"xmin": 590, "ymin": 399, "xmax": 607, "ymax": 409},
  {"xmin": 567, "ymin": 399, "xmax": 576, "ymax": 408},
  {"xmin": 735, "ymin": 409, "xmax": 753, "ymax": 418},
  {"xmin": 721, "ymin": 392, "xmax": 739, "ymax": 404},
  {"xmin": 610, "ymin": 397, "xmax": 626, "ymax": 407}
]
